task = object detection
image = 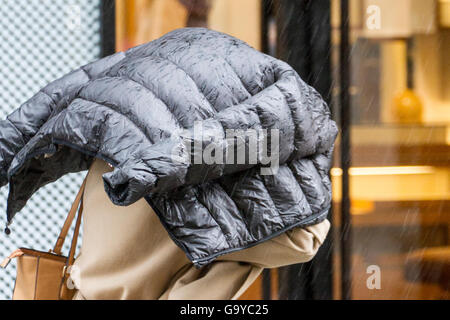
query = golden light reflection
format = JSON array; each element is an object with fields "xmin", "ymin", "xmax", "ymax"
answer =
[{"xmin": 331, "ymin": 166, "xmax": 436, "ymax": 177}]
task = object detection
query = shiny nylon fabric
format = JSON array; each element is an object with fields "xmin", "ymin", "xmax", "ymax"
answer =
[{"xmin": 1, "ymin": 28, "xmax": 338, "ymax": 266}]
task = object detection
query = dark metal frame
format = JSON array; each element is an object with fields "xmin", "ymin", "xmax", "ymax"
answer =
[
  {"xmin": 261, "ymin": 0, "xmax": 335, "ymax": 300},
  {"xmin": 339, "ymin": 0, "xmax": 352, "ymax": 300},
  {"xmin": 261, "ymin": 0, "xmax": 273, "ymax": 300},
  {"xmin": 100, "ymin": 0, "xmax": 116, "ymax": 57},
  {"xmin": 260, "ymin": 0, "xmax": 273, "ymax": 56}
]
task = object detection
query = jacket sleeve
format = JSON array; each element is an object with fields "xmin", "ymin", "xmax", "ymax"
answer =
[
  {"xmin": 101, "ymin": 59, "xmax": 338, "ymax": 205},
  {"xmin": 0, "ymin": 52, "xmax": 126, "ymax": 187}
]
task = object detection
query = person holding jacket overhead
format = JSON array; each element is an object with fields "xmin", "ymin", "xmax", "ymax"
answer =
[{"xmin": 0, "ymin": 28, "xmax": 337, "ymax": 299}]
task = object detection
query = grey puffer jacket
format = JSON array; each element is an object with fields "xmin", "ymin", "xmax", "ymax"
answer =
[{"xmin": 1, "ymin": 28, "xmax": 338, "ymax": 267}]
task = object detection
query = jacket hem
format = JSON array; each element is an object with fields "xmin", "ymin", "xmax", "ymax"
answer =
[
  {"xmin": 188, "ymin": 206, "xmax": 330, "ymax": 267},
  {"xmin": 145, "ymin": 190, "xmax": 330, "ymax": 268},
  {"xmin": 5, "ymin": 139, "xmax": 118, "ymax": 225}
]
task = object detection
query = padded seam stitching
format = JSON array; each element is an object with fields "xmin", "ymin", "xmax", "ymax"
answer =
[
  {"xmin": 105, "ymin": 53, "xmax": 217, "ymax": 123},
  {"xmin": 75, "ymin": 97, "xmax": 155, "ymax": 145},
  {"xmin": 5, "ymin": 118, "xmax": 27, "ymax": 146},
  {"xmin": 221, "ymin": 57, "xmax": 252, "ymax": 98},
  {"xmin": 148, "ymin": 53, "xmax": 219, "ymax": 113},
  {"xmin": 217, "ymin": 171, "xmax": 257, "ymax": 243},
  {"xmin": 79, "ymin": 66, "xmax": 92, "ymax": 80},
  {"xmin": 39, "ymin": 90, "xmax": 58, "ymax": 109},
  {"xmin": 310, "ymin": 154, "xmax": 333, "ymax": 205},
  {"xmin": 195, "ymin": 187, "xmax": 232, "ymax": 250},
  {"xmin": 213, "ymin": 181, "xmax": 255, "ymax": 242},
  {"xmin": 274, "ymin": 83, "xmax": 298, "ymax": 162},
  {"xmin": 256, "ymin": 172, "xmax": 287, "ymax": 229},
  {"xmin": 107, "ymin": 75, "xmax": 184, "ymax": 129},
  {"xmin": 287, "ymin": 160, "xmax": 318, "ymax": 215}
]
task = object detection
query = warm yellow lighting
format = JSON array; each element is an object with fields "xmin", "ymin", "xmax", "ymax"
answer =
[
  {"xmin": 351, "ymin": 199, "xmax": 375, "ymax": 215},
  {"xmin": 331, "ymin": 166, "xmax": 436, "ymax": 177},
  {"xmin": 440, "ymin": 0, "xmax": 450, "ymax": 27}
]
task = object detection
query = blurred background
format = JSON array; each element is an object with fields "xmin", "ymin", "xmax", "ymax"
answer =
[{"xmin": 0, "ymin": 0, "xmax": 449, "ymax": 300}]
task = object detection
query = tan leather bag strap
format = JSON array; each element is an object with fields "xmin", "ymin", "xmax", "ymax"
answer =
[
  {"xmin": 52, "ymin": 176, "xmax": 87, "ymax": 255},
  {"xmin": 67, "ymin": 193, "xmax": 83, "ymax": 265}
]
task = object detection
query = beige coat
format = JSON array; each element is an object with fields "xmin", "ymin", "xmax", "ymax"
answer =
[{"xmin": 71, "ymin": 158, "xmax": 330, "ymax": 300}]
